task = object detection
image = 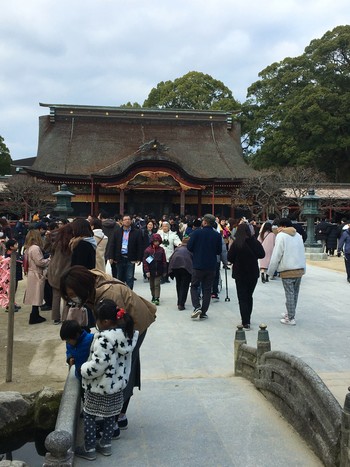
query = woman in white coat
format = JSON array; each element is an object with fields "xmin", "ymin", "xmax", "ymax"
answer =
[
  {"xmin": 23, "ymin": 229, "xmax": 50, "ymax": 324},
  {"xmin": 157, "ymin": 221, "xmax": 181, "ymax": 283}
]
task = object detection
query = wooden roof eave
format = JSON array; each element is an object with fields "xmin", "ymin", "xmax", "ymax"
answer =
[{"xmin": 25, "ymin": 168, "xmax": 91, "ymax": 184}]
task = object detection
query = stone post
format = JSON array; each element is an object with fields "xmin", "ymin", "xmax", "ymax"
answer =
[
  {"xmin": 43, "ymin": 430, "xmax": 73, "ymax": 467},
  {"xmin": 234, "ymin": 325, "xmax": 246, "ymax": 376},
  {"xmin": 257, "ymin": 323, "xmax": 271, "ymax": 363},
  {"xmin": 340, "ymin": 388, "xmax": 350, "ymax": 467}
]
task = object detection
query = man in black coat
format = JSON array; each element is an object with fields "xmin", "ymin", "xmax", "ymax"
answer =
[
  {"xmin": 108, "ymin": 214, "xmax": 143, "ymax": 289},
  {"xmin": 187, "ymin": 214, "xmax": 222, "ymax": 320}
]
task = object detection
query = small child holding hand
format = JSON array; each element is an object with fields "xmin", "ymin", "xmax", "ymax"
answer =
[{"xmin": 60, "ymin": 320, "xmax": 93, "ymax": 382}]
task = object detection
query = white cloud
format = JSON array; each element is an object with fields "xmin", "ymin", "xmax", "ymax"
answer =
[{"xmin": 0, "ymin": 0, "xmax": 349, "ymax": 158}]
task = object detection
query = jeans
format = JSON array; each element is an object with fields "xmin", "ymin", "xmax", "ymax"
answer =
[
  {"xmin": 190, "ymin": 269, "xmax": 215, "ymax": 314},
  {"xmin": 344, "ymin": 253, "xmax": 350, "ymax": 279},
  {"xmin": 116, "ymin": 257, "xmax": 136, "ymax": 289}
]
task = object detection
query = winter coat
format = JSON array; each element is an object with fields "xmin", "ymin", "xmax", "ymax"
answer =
[
  {"xmin": 315, "ymin": 221, "xmax": 330, "ymax": 241},
  {"xmin": 228, "ymin": 236, "xmax": 265, "ymax": 281},
  {"xmin": 66, "ymin": 330, "xmax": 94, "ymax": 380},
  {"xmin": 108, "ymin": 226, "xmax": 143, "ymax": 262},
  {"xmin": 70, "ymin": 237, "xmax": 96, "ymax": 269},
  {"xmin": 267, "ymin": 227, "xmax": 306, "ymax": 278},
  {"xmin": 187, "ymin": 226, "xmax": 222, "ymax": 270},
  {"xmin": 338, "ymin": 229, "xmax": 350, "ymax": 255},
  {"xmin": 101, "ymin": 219, "xmax": 120, "ymax": 259},
  {"xmin": 156, "ymin": 230, "xmax": 182, "ymax": 262},
  {"xmin": 143, "ymin": 244, "xmax": 166, "ymax": 277},
  {"xmin": 258, "ymin": 231, "xmax": 276, "ymax": 270},
  {"xmin": 90, "ymin": 269, "xmax": 157, "ymax": 334},
  {"xmin": 47, "ymin": 246, "xmax": 72, "ymax": 290},
  {"xmin": 14, "ymin": 221, "xmax": 27, "ymax": 242},
  {"xmin": 23, "ymin": 245, "xmax": 50, "ymax": 305},
  {"xmin": 325, "ymin": 223, "xmax": 338, "ymax": 250},
  {"xmin": 141, "ymin": 227, "xmax": 157, "ymax": 251},
  {"xmin": 168, "ymin": 244, "xmax": 193, "ymax": 276},
  {"xmin": 93, "ymin": 228, "xmax": 108, "ymax": 272},
  {"xmin": 81, "ymin": 328, "xmax": 139, "ymax": 395}
]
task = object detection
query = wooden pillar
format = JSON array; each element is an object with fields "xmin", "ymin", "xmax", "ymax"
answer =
[
  {"xmin": 212, "ymin": 184, "xmax": 215, "ymax": 215},
  {"xmin": 93, "ymin": 184, "xmax": 100, "ymax": 216},
  {"xmin": 180, "ymin": 189, "xmax": 185, "ymax": 216},
  {"xmin": 197, "ymin": 191, "xmax": 202, "ymax": 218},
  {"xmin": 119, "ymin": 189, "xmax": 125, "ymax": 215}
]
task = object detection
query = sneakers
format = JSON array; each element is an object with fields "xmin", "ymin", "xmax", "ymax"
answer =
[
  {"xmin": 211, "ymin": 294, "xmax": 219, "ymax": 301},
  {"xmin": 178, "ymin": 305, "xmax": 185, "ymax": 310},
  {"xmin": 40, "ymin": 304, "xmax": 52, "ymax": 311},
  {"xmin": 191, "ymin": 308, "xmax": 202, "ymax": 319},
  {"xmin": 199, "ymin": 313, "xmax": 208, "ymax": 320},
  {"xmin": 154, "ymin": 298, "xmax": 160, "ymax": 306},
  {"xmin": 151, "ymin": 297, "xmax": 155, "ymax": 303},
  {"xmin": 281, "ymin": 312, "xmax": 288, "ymax": 319},
  {"xmin": 74, "ymin": 445, "xmax": 96, "ymax": 461},
  {"xmin": 280, "ymin": 317, "xmax": 296, "ymax": 326},
  {"xmin": 243, "ymin": 324, "xmax": 251, "ymax": 331},
  {"xmin": 53, "ymin": 319, "xmax": 61, "ymax": 325},
  {"xmin": 118, "ymin": 416, "xmax": 128, "ymax": 430},
  {"xmin": 96, "ymin": 440, "xmax": 112, "ymax": 456},
  {"xmin": 112, "ymin": 426, "xmax": 120, "ymax": 439}
]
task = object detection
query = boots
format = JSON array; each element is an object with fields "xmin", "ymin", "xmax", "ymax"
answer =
[
  {"xmin": 265, "ymin": 274, "xmax": 269, "ymax": 282},
  {"xmin": 261, "ymin": 272, "xmax": 266, "ymax": 283},
  {"xmin": 29, "ymin": 306, "xmax": 46, "ymax": 325}
]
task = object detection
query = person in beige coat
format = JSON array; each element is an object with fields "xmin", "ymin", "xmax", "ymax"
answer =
[
  {"xmin": 23, "ymin": 229, "xmax": 50, "ymax": 324},
  {"xmin": 47, "ymin": 223, "xmax": 74, "ymax": 324},
  {"xmin": 60, "ymin": 265, "xmax": 156, "ymax": 432},
  {"xmin": 89, "ymin": 217, "xmax": 108, "ymax": 272}
]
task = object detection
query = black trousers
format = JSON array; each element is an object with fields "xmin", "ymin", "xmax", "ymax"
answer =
[
  {"xmin": 235, "ymin": 276, "xmax": 258, "ymax": 326},
  {"xmin": 173, "ymin": 268, "xmax": 192, "ymax": 307},
  {"xmin": 190, "ymin": 269, "xmax": 215, "ymax": 314}
]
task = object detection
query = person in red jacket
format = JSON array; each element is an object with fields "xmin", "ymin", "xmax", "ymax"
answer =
[{"xmin": 143, "ymin": 233, "xmax": 166, "ymax": 306}]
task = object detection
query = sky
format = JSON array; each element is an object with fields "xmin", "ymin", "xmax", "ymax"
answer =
[{"xmin": 1, "ymin": 0, "xmax": 349, "ymax": 160}]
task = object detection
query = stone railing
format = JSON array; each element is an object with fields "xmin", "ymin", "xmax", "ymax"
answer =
[
  {"xmin": 234, "ymin": 324, "xmax": 350, "ymax": 467},
  {"xmin": 43, "ymin": 366, "xmax": 81, "ymax": 467}
]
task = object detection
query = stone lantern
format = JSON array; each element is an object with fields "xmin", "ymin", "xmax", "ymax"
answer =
[
  {"xmin": 52, "ymin": 184, "xmax": 75, "ymax": 218},
  {"xmin": 301, "ymin": 189, "xmax": 327, "ymax": 260}
]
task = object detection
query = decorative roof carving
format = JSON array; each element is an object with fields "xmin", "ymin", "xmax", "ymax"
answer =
[{"xmin": 139, "ymin": 139, "xmax": 169, "ymax": 153}]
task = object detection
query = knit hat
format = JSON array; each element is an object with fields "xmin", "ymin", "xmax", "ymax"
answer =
[{"xmin": 150, "ymin": 233, "xmax": 162, "ymax": 244}]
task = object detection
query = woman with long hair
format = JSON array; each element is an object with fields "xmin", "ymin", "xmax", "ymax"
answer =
[
  {"xmin": 258, "ymin": 222, "xmax": 276, "ymax": 283},
  {"xmin": 23, "ymin": 229, "xmax": 50, "ymax": 324},
  {"xmin": 47, "ymin": 223, "xmax": 74, "ymax": 324},
  {"xmin": 227, "ymin": 223, "xmax": 265, "ymax": 330},
  {"xmin": 70, "ymin": 218, "xmax": 96, "ymax": 269}
]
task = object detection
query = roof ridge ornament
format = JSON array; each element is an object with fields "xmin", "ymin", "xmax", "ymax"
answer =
[{"xmin": 139, "ymin": 139, "xmax": 169, "ymax": 153}]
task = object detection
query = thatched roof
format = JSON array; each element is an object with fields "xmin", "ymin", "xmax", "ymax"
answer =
[{"xmin": 29, "ymin": 104, "xmax": 256, "ymax": 184}]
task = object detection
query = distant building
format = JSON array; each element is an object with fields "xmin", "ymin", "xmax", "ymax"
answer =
[{"xmin": 26, "ymin": 103, "xmax": 256, "ymax": 218}]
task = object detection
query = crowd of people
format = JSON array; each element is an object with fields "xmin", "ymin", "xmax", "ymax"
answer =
[{"xmin": 2, "ymin": 209, "xmax": 350, "ymax": 459}]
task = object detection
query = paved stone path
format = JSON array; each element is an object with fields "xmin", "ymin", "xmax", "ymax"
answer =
[{"xmin": 73, "ymin": 259, "xmax": 349, "ymax": 466}]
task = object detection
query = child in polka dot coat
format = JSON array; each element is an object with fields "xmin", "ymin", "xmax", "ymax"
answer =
[{"xmin": 75, "ymin": 299, "xmax": 139, "ymax": 460}]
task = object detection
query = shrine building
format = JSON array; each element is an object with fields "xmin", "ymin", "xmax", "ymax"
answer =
[{"xmin": 26, "ymin": 103, "xmax": 256, "ymax": 218}]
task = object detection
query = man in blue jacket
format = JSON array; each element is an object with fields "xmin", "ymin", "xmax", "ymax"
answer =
[{"xmin": 187, "ymin": 214, "xmax": 222, "ymax": 320}]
